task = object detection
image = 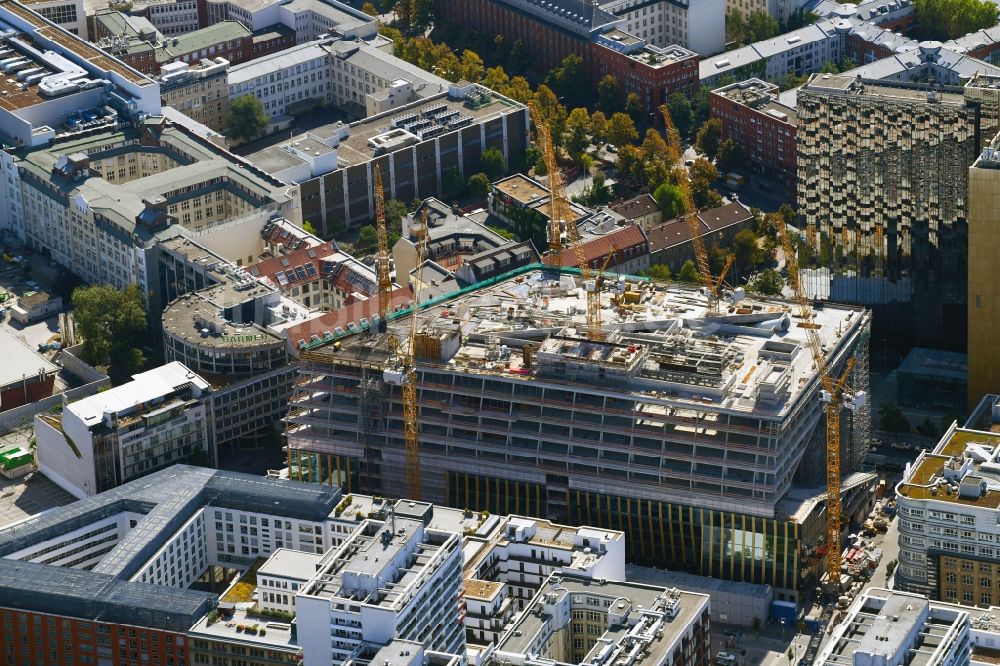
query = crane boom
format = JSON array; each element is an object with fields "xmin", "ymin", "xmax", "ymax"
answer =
[
  {"xmin": 528, "ymin": 104, "xmax": 566, "ymax": 259},
  {"xmin": 402, "ymin": 215, "xmax": 428, "ymax": 501},
  {"xmin": 373, "ymin": 165, "xmax": 392, "ymax": 328}
]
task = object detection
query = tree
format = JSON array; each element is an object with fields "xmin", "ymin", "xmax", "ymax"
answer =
[
  {"xmin": 597, "ymin": 75, "xmax": 620, "ymax": 116},
  {"xmin": 506, "ymin": 76, "xmax": 534, "ymax": 104},
  {"xmin": 750, "ymin": 268, "xmax": 784, "ymax": 295},
  {"xmin": 72, "ymin": 284, "xmax": 147, "ymax": 384},
  {"xmin": 459, "ymin": 49, "xmax": 484, "ymax": 82},
  {"xmin": 509, "ymin": 39, "xmax": 531, "ymax": 72},
  {"xmin": 778, "ymin": 203, "xmax": 797, "ymax": 226},
  {"xmin": 544, "ymin": 54, "xmax": 588, "ymax": 109},
  {"xmin": 565, "ymin": 107, "xmax": 592, "ymax": 159},
  {"xmin": 383, "ymin": 199, "xmax": 409, "ymax": 239},
  {"xmin": 677, "ymin": 259, "xmax": 701, "ymax": 284},
  {"xmin": 744, "ymin": 10, "xmax": 780, "ymax": 42},
  {"xmin": 533, "ymin": 84, "xmax": 568, "ymax": 145},
  {"xmin": 302, "ymin": 220, "xmax": 318, "ymax": 236},
  {"xmin": 229, "ymin": 95, "xmax": 268, "ymax": 141},
  {"xmin": 666, "ymin": 93, "xmax": 695, "ymax": 138},
  {"xmin": 879, "ymin": 401, "xmax": 911, "ymax": 441},
  {"xmin": 689, "ymin": 158, "xmax": 718, "ymax": 185},
  {"xmin": 653, "ymin": 183, "xmax": 685, "ymax": 219},
  {"xmin": 732, "ymin": 228, "xmax": 764, "ymax": 274},
  {"xmin": 590, "ymin": 111, "xmax": 608, "ymax": 145},
  {"xmin": 361, "ymin": 1, "xmax": 378, "ymax": 16},
  {"xmin": 442, "ymin": 166, "xmax": 465, "ymax": 197},
  {"xmin": 726, "ymin": 8, "xmax": 745, "ymax": 44},
  {"xmin": 913, "ymin": 0, "xmax": 997, "ymax": 40},
  {"xmin": 695, "ymin": 118, "xmax": 723, "ymax": 160},
  {"xmin": 820, "ymin": 60, "xmax": 840, "ymax": 74},
  {"xmin": 488, "ymin": 226, "xmax": 514, "ymax": 240},
  {"xmin": 480, "ymin": 147, "xmax": 506, "ymax": 180},
  {"xmin": 467, "ymin": 172, "xmax": 490, "ymax": 198},
  {"xmin": 357, "ymin": 225, "xmax": 378, "ymax": 250},
  {"xmin": 648, "ymin": 264, "xmax": 672, "ymax": 281},
  {"xmin": 716, "ymin": 138, "xmax": 744, "ymax": 172},
  {"xmin": 625, "ymin": 92, "xmax": 644, "ymax": 126},
  {"xmin": 483, "ymin": 66, "xmax": 510, "ymax": 92},
  {"xmin": 606, "ymin": 112, "xmax": 639, "ymax": 148}
]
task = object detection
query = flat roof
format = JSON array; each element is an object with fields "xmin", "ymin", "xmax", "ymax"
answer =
[
  {"xmin": 493, "ymin": 173, "xmax": 549, "ymax": 205},
  {"xmin": 69, "ymin": 361, "xmax": 209, "ymax": 426},
  {"xmin": 0, "ymin": 325, "xmax": 58, "ymax": 388},
  {"xmin": 898, "ymin": 428, "xmax": 1000, "ymax": 508},
  {"xmin": 258, "ymin": 547, "xmax": 323, "ymax": 580}
]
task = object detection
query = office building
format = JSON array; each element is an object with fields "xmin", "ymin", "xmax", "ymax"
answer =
[
  {"xmin": 203, "ymin": 0, "xmax": 377, "ymax": 45},
  {"xmin": 19, "ymin": 0, "xmax": 85, "ymax": 37},
  {"xmin": 968, "ymin": 135, "xmax": 1000, "ymax": 407},
  {"xmin": 596, "ymin": 0, "xmax": 724, "ymax": 55},
  {"xmin": 158, "ymin": 57, "xmax": 230, "ymax": 132},
  {"xmin": 249, "ymin": 83, "xmax": 528, "ymax": 233},
  {"xmin": 34, "ymin": 361, "xmax": 211, "ymax": 499},
  {"xmin": 296, "ymin": 517, "xmax": 465, "ymax": 663},
  {"xmin": 710, "ymin": 78, "xmax": 797, "ymax": 185},
  {"xmin": 227, "ymin": 36, "xmax": 449, "ymax": 122},
  {"xmin": 286, "ymin": 265, "xmax": 874, "ymax": 599},
  {"xmin": 797, "ymin": 74, "xmax": 980, "ymax": 349},
  {"xmin": 817, "ymin": 589, "xmax": 970, "ymax": 666},
  {"xmin": 495, "ymin": 574, "xmax": 711, "ymax": 666},
  {"xmin": 6, "ymin": 118, "xmax": 293, "ymax": 290},
  {"xmin": 127, "ymin": 0, "xmax": 199, "ymax": 36},
  {"xmin": 895, "ymin": 415, "xmax": 1000, "ymax": 605}
]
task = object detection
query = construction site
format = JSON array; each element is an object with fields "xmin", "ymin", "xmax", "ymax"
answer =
[{"xmin": 284, "ymin": 264, "xmax": 875, "ymax": 600}]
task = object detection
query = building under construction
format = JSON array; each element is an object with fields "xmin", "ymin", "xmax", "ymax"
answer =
[{"xmin": 285, "ymin": 266, "xmax": 874, "ymax": 600}]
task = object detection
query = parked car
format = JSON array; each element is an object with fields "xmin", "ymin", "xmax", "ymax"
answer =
[
  {"xmin": 715, "ymin": 652, "xmax": 737, "ymax": 666},
  {"xmin": 890, "ymin": 441, "xmax": 912, "ymax": 451}
]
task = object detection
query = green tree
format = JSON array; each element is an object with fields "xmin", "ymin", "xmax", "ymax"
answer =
[
  {"xmin": 302, "ymin": 220, "xmax": 318, "ymax": 236},
  {"xmin": 695, "ymin": 118, "xmax": 723, "ymax": 160},
  {"xmin": 479, "ymin": 147, "xmax": 506, "ymax": 180},
  {"xmin": 467, "ymin": 172, "xmax": 490, "ymax": 198},
  {"xmin": 653, "ymin": 183, "xmax": 685, "ymax": 219},
  {"xmin": 606, "ymin": 112, "xmax": 639, "ymax": 148},
  {"xmin": 483, "ymin": 66, "xmax": 510, "ymax": 92},
  {"xmin": 565, "ymin": 107, "xmax": 592, "ymax": 159},
  {"xmin": 72, "ymin": 284, "xmax": 147, "ymax": 384},
  {"xmin": 357, "ymin": 225, "xmax": 378, "ymax": 250},
  {"xmin": 715, "ymin": 138, "xmax": 744, "ymax": 172},
  {"xmin": 879, "ymin": 401, "xmax": 911, "ymax": 441},
  {"xmin": 442, "ymin": 166, "xmax": 465, "ymax": 197},
  {"xmin": 677, "ymin": 259, "xmax": 701, "ymax": 284},
  {"xmin": 597, "ymin": 75, "xmax": 620, "ymax": 116},
  {"xmin": 732, "ymin": 228, "xmax": 764, "ymax": 274},
  {"xmin": 820, "ymin": 60, "xmax": 840, "ymax": 74},
  {"xmin": 744, "ymin": 10, "xmax": 780, "ymax": 42},
  {"xmin": 544, "ymin": 54, "xmax": 588, "ymax": 109},
  {"xmin": 750, "ymin": 268, "xmax": 784, "ymax": 295},
  {"xmin": 533, "ymin": 84, "xmax": 568, "ymax": 146},
  {"xmin": 580, "ymin": 170, "xmax": 611, "ymax": 206},
  {"xmin": 590, "ymin": 111, "xmax": 608, "ymax": 145},
  {"xmin": 726, "ymin": 8, "xmax": 745, "ymax": 44},
  {"xmin": 509, "ymin": 39, "xmax": 531, "ymax": 72},
  {"xmin": 625, "ymin": 92, "xmax": 644, "ymax": 126},
  {"xmin": 689, "ymin": 158, "xmax": 718, "ymax": 185},
  {"xmin": 459, "ymin": 49, "xmax": 485, "ymax": 82},
  {"xmin": 778, "ymin": 203, "xmax": 797, "ymax": 226},
  {"xmin": 361, "ymin": 2, "xmax": 378, "ymax": 16},
  {"xmin": 779, "ymin": 72, "xmax": 808, "ymax": 91},
  {"xmin": 648, "ymin": 264, "xmax": 672, "ymax": 281},
  {"xmin": 666, "ymin": 92, "xmax": 695, "ymax": 138},
  {"xmin": 913, "ymin": 0, "xmax": 998, "ymax": 40},
  {"xmin": 229, "ymin": 95, "xmax": 269, "ymax": 141}
]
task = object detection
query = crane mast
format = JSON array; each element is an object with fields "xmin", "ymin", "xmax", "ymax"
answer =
[
  {"xmin": 778, "ymin": 220, "xmax": 865, "ymax": 589},
  {"xmin": 401, "ymin": 212, "xmax": 428, "ymax": 501},
  {"xmin": 373, "ymin": 165, "xmax": 393, "ymax": 331}
]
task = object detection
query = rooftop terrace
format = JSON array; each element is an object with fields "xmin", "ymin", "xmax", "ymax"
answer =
[{"xmin": 897, "ymin": 427, "xmax": 1000, "ymax": 508}]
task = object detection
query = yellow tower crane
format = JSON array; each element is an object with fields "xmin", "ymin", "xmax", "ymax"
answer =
[
  {"xmin": 778, "ymin": 220, "xmax": 866, "ymax": 590},
  {"xmin": 373, "ymin": 165, "xmax": 393, "ymax": 332},
  {"xmin": 400, "ymin": 223, "xmax": 428, "ymax": 501},
  {"xmin": 530, "ymin": 103, "xmax": 609, "ymax": 340}
]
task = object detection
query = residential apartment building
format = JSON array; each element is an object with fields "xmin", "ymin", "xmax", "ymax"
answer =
[
  {"xmin": 895, "ymin": 409, "xmax": 1000, "ymax": 605},
  {"xmin": 158, "ymin": 57, "xmax": 230, "ymax": 132},
  {"xmin": 817, "ymin": 589, "xmax": 970, "ymax": 666},
  {"xmin": 286, "ymin": 265, "xmax": 874, "ymax": 599},
  {"xmin": 968, "ymin": 132, "xmax": 1000, "ymax": 407},
  {"xmin": 710, "ymin": 78, "xmax": 796, "ymax": 185},
  {"xmin": 646, "ymin": 201, "xmax": 755, "ymax": 272},
  {"xmin": 796, "ymin": 74, "xmax": 980, "ymax": 349},
  {"xmin": 610, "ymin": 193, "xmax": 661, "ymax": 229},
  {"xmin": 592, "ymin": 31, "xmax": 699, "ymax": 113},
  {"xmin": 34, "ymin": 362, "xmax": 211, "ymax": 499},
  {"xmin": 8, "ymin": 118, "xmax": 292, "ymax": 291},
  {"xmin": 297, "ymin": 518, "xmax": 465, "ymax": 663},
  {"xmin": 250, "ymin": 83, "xmax": 528, "ymax": 233},
  {"xmin": 596, "ymin": 0, "xmax": 725, "ymax": 55}
]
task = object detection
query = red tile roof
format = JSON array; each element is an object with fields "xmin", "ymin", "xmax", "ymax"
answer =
[
  {"xmin": 248, "ymin": 242, "xmax": 376, "ymax": 297},
  {"xmin": 554, "ymin": 225, "xmax": 648, "ymax": 269},
  {"xmin": 285, "ymin": 285, "xmax": 414, "ymax": 344}
]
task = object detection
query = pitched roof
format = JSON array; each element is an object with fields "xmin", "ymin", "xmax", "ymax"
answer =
[
  {"xmin": 646, "ymin": 202, "xmax": 753, "ymax": 253},
  {"xmin": 610, "ymin": 194, "xmax": 659, "ymax": 221},
  {"xmin": 555, "ymin": 225, "xmax": 648, "ymax": 269},
  {"xmin": 248, "ymin": 241, "xmax": 377, "ymax": 296}
]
